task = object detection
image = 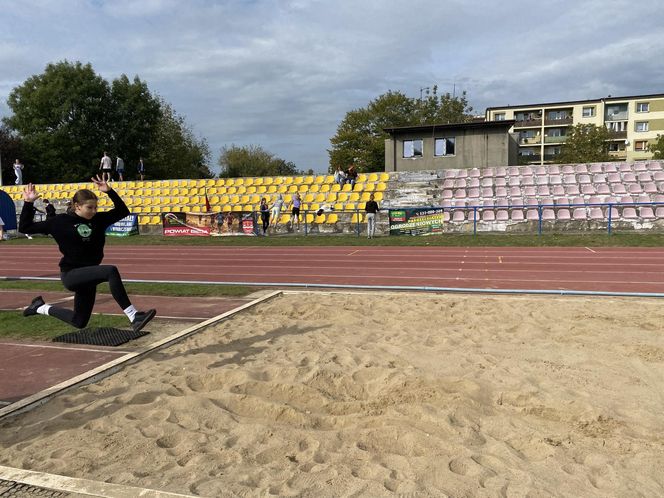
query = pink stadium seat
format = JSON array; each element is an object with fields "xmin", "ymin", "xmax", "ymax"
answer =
[
  {"xmin": 444, "ymin": 170, "xmax": 457, "ymax": 179},
  {"xmin": 482, "ymin": 168, "xmax": 495, "ymax": 177},
  {"xmin": 443, "ymin": 211, "xmax": 451, "ymax": 222},
  {"xmin": 578, "ymin": 174, "xmax": 591, "ymax": 184},
  {"xmin": 555, "ymin": 197, "xmax": 570, "ymax": 206},
  {"xmin": 508, "ymin": 167, "xmax": 520, "ymax": 176},
  {"xmin": 454, "ymin": 199, "xmax": 466, "ymax": 208},
  {"xmin": 452, "ymin": 210, "xmax": 465, "ymax": 222},
  {"xmin": 457, "ymin": 169, "xmax": 468, "ymax": 178},
  {"xmin": 637, "ymin": 194, "xmax": 651, "ymax": 203},
  {"xmin": 572, "ymin": 196, "xmax": 585, "ymax": 206},
  {"xmin": 494, "ymin": 178, "xmax": 507, "ymax": 188},
  {"xmin": 573, "ymin": 208, "xmax": 587, "ymax": 220},
  {"xmin": 496, "ymin": 210, "xmax": 509, "ymax": 221},
  {"xmin": 540, "ymin": 197, "xmax": 554, "ymax": 206},
  {"xmin": 623, "ymin": 172, "xmax": 637, "ymax": 183},
  {"xmin": 521, "ymin": 167, "xmax": 533, "ymax": 176},
  {"xmin": 468, "ymin": 178, "xmax": 480, "ymax": 188},
  {"xmin": 611, "ymin": 184, "xmax": 627, "ymax": 195},
  {"xmin": 589, "ymin": 164, "xmax": 603, "ymax": 173},
  {"xmin": 481, "ymin": 177, "xmax": 493, "ymax": 187},
  {"xmin": 508, "ymin": 176, "xmax": 520, "ymax": 186},
  {"xmin": 511, "ymin": 210, "xmax": 524, "ymax": 221},
  {"xmin": 482, "ymin": 210, "xmax": 496, "ymax": 222},
  {"xmin": 575, "ymin": 164, "xmax": 589, "ymax": 174},
  {"xmin": 640, "ymin": 207, "xmax": 656, "ymax": 219},
  {"xmin": 525, "ymin": 197, "xmax": 539, "ymax": 206},
  {"xmin": 522, "ymin": 176, "xmax": 535, "ymax": 186},
  {"xmin": 526, "ymin": 209, "xmax": 539, "ymax": 220},
  {"xmin": 656, "ymin": 207, "xmax": 664, "ymax": 218},
  {"xmin": 581, "ymin": 185, "xmax": 596, "ymax": 195},
  {"xmin": 509, "ymin": 186, "xmax": 521, "ymax": 197},
  {"xmin": 523, "ymin": 186, "xmax": 537, "ymax": 196},
  {"xmin": 604, "ymin": 196, "xmax": 618, "ymax": 204},
  {"xmin": 482, "ymin": 199, "xmax": 495, "ymax": 208},
  {"xmin": 495, "ymin": 187, "xmax": 508, "ymax": 197},
  {"xmin": 469, "ymin": 168, "xmax": 481, "ymax": 178},
  {"xmin": 588, "ymin": 196, "xmax": 602, "ymax": 205},
  {"xmin": 468, "ymin": 188, "xmax": 480, "ymax": 198},
  {"xmin": 622, "ymin": 207, "xmax": 637, "ymax": 219},
  {"xmin": 603, "ymin": 164, "xmax": 618, "ymax": 173},
  {"xmin": 653, "ymin": 194, "xmax": 664, "ymax": 203},
  {"xmin": 638, "ymin": 172, "xmax": 652, "ymax": 182},
  {"xmin": 557, "ymin": 209, "xmax": 571, "ymax": 220},
  {"xmin": 552, "ymin": 185, "xmax": 565, "ymax": 196},
  {"xmin": 443, "ymin": 179, "xmax": 455, "ymax": 188},
  {"xmin": 549, "ymin": 175, "xmax": 562, "ymax": 185},
  {"xmin": 619, "ymin": 163, "xmax": 632, "ymax": 172},
  {"xmin": 481, "ymin": 187, "xmax": 494, "ymax": 197},
  {"xmin": 628, "ymin": 184, "xmax": 643, "ymax": 194},
  {"xmin": 605, "ymin": 207, "xmax": 619, "ymax": 219},
  {"xmin": 454, "ymin": 189, "xmax": 466, "ymax": 198},
  {"xmin": 494, "ymin": 167, "xmax": 507, "ymax": 177},
  {"xmin": 538, "ymin": 185, "xmax": 551, "ymax": 196},
  {"xmin": 596, "ymin": 184, "xmax": 611, "ymax": 195},
  {"xmin": 634, "ymin": 162, "xmax": 648, "ymax": 172},
  {"xmin": 619, "ymin": 195, "xmax": 634, "ymax": 204},
  {"xmin": 589, "ymin": 208, "xmax": 604, "ymax": 220},
  {"xmin": 561, "ymin": 165, "xmax": 575, "ymax": 174},
  {"xmin": 653, "ymin": 171, "xmax": 664, "ymax": 181},
  {"xmin": 442, "ymin": 189, "xmax": 453, "ymax": 199},
  {"xmin": 534, "ymin": 166, "xmax": 546, "ymax": 175},
  {"xmin": 442, "ymin": 200, "xmax": 453, "ymax": 208},
  {"xmin": 547, "ymin": 165, "xmax": 561, "ymax": 174},
  {"xmin": 563, "ymin": 174, "xmax": 576, "ymax": 185},
  {"xmin": 454, "ymin": 178, "xmax": 467, "ymax": 188},
  {"xmin": 536, "ymin": 175, "xmax": 548, "ymax": 186},
  {"xmin": 566, "ymin": 185, "xmax": 580, "ymax": 195},
  {"xmin": 495, "ymin": 198, "xmax": 509, "ymax": 208},
  {"xmin": 647, "ymin": 161, "xmax": 663, "ymax": 171},
  {"xmin": 592, "ymin": 174, "xmax": 606, "ymax": 184},
  {"xmin": 607, "ymin": 173, "xmax": 621, "ymax": 183},
  {"xmin": 510, "ymin": 197, "xmax": 524, "ymax": 207},
  {"xmin": 542, "ymin": 209, "xmax": 555, "ymax": 220}
]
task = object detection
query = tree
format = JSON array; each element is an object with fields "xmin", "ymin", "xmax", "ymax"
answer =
[
  {"xmin": 0, "ymin": 125, "xmax": 25, "ymax": 185},
  {"xmin": 555, "ymin": 124, "xmax": 612, "ymax": 164},
  {"xmin": 218, "ymin": 144, "xmax": 299, "ymax": 178},
  {"xmin": 650, "ymin": 134, "xmax": 664, "ymax": 160},
  {"xmin": 328, "ymin": 86, "xmax": 472, "ymax": 173},
  {"xmin": 4, "ymin": 61, "xmax": 113, "ymax": 182},
  {"xmin": 149, "ymin": 100, "xmax": 212, "ymax": 179}
]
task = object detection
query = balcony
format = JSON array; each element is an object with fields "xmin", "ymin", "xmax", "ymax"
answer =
[
  {"xmin": 544, "ymin": 135, "xmax": 567, "ymax": 143},
  {"xmin": 607, "ymin": 130, "xmax": 627, "ymax": 139},
  {"xmin": 605, "ymin": 111, "xmax": 628, "ymax": 121},
  {"xmin": 543, "ymin": 154, "xmax": 562, "ymax": 162},
  {"xmin": 514, "ymin": 119, "xmax": 542, "ymax": 128},
  {"xmin": 609, "ymin": 151, "xmax": 627, "ymax": 159},
  {"xmin": 544, "ymin": 117, "xmax": 573, "ymax": 126},
  {"xmin": 519, "ymin": 136, "xmax": 541, "ymax": 145},
  {"xmin": 518, "ymin": 154, "xmax": 542, "ymax": 165}
]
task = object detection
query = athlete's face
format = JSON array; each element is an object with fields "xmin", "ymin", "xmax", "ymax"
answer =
[{"xmin": 75, "ymin": 200, "xmax": 97, "ymax": 220}]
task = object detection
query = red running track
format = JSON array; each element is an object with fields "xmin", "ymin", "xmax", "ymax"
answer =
[{"xmin": 3, "ymin": 245, "xmax": 664, "ymax": 294}]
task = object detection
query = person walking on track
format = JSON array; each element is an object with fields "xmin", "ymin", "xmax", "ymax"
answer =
[{"xmin": 19, "ymin": 174, "xmax": 156, "ymax": 331}]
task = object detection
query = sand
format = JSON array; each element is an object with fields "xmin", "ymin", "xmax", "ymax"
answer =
[{"xmin": 1, "ymin": 292, "xmax": 663, "ymax": 497}]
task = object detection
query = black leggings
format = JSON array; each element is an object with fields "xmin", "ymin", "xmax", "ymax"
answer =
[
  {"xmin": 48, "ymin": 265, "xmax": 132, "ymax": 329},
  {"xmin": 261, "ymin": 212, "xmax": 270, "ymax": 233}
]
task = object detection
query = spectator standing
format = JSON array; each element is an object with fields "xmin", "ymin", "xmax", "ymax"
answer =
[
  {"xmin": 365, "ymin": 193, "xmax": 379, "ymax": 239},
  {"xmin": 14, "ymin": 159, "xmax": 24, "ymax": 185},
  {"xmin": 346, "ymin": 165, "xmax": 358, "ymax": 188},
  {"xmin": 259, "ymin": 198, "xmax": 270, "ymax": 235},
  {"xmin": 333, "ymin": 166, "xmax": 346, "ymax": 186},
  {"xmin": 289, "ymin": 192, "xmax": 302, "ymax": 231},
  {"xmin": 137, "ymin": 157, "xmax": 145, "ymax": 181},
  {"xmin": 99, "ymin": 152, "xmax": 112, "ymax": 179},
  {"xmin": 116, "ymin": 156, "xmax": 125, "ymax": 181},
  {"xmin": 44, "ymin": 199, "xmax": 56, "ymax": 219},
  {"xmin": 271, "ymin": 194, "xmax": 285, "ymax": 231}
]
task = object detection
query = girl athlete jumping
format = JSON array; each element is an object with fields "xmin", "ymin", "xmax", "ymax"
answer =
[{"xmin": 19, "ymin": 174, "xmax": 156, "ymax": 332}]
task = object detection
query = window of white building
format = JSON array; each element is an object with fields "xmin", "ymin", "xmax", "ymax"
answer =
[{"xmin": 403, "ymin": 139, "xmax": 423, "ymax": 158}]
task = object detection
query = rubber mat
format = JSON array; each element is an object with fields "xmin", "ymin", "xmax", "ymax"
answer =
[
  {"xmin": 0, "ymin": 478, "xmax": 70, "ymax": 496},
  {"xmin": 52, "ymin": 327, "xmax": 148, "ymax": 347}
]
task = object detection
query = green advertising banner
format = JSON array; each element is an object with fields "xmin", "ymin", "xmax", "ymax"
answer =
[{"xmin": 389, "ymin": 208, "xmax": 444, "ymax": 236}]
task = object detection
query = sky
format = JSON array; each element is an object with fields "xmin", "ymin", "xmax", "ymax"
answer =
[{"xmin": 1, "ymin": 0, "xmax": 664, "ymax": 174}]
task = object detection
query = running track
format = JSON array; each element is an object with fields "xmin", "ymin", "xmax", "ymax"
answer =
[{"xmin": 3, "ymin": 245, "xmax": 664, "ymax": 295}]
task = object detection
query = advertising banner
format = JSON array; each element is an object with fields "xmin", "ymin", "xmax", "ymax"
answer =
[
  {"xmin": 106, "ymin": 214, "xmax": 139, "ymax": 237},
  {"xmin": 162, "ymin": 211, "xmax": 258, "ymax": 237},
  {"xmin": 389, "ymin": 208, "xmax": 444, "ymax": 236}
]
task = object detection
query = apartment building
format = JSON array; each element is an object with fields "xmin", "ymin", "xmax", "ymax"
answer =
[{"xmin": 485, "ymin": 93, "xmax": 664, "ymax": 165}]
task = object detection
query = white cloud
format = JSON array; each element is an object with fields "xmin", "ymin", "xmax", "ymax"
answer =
[{"xmin": 1, "ymin": 0, "xmax": 664, "ymax": 173}]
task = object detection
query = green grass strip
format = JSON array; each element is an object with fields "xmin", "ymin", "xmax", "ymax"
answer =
[{"xmin": 0, "ymin": 311, "xmax": 132, "ymax": 341}]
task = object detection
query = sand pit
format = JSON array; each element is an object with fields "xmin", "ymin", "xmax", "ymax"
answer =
[{"xmin": 1, "ymin": 291, "xmax": 663, "ymax": 497}]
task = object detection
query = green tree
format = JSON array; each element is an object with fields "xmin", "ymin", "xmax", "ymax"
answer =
[
  {"xmin": 3, "ymin": 61, "xmax": 113, "ymax": 182},
  {"xmin": 0, "ymin": 125, "xmax": 26, "ymax": 185},
  {"xmin": 650, "ymin": 134, "xmax": 664, "ymax": 159},
  {"xmin": 149, "ymin": 99, "xmax": 212, "ymax": 179},
  {"xmin": 218, "ymin": 144, "xmax": 299, "ymax": 178},
  {"xmin": 555, "ymin": 124, "xmax": 612, "ymax": 164},
  {"xmin": 328, "ymin": 86, "xmax": 472, "ymax": 172}
]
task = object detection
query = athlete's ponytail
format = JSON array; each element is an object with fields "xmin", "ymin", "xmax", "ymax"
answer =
[{"xmin": 67, "ymin": 189, "xmax": 98, "ymax": 215}]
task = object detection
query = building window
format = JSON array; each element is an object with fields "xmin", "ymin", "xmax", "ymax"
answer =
[
  {"xmin": 403, "ymin": 139, "xmax": 423, "ymax": 158},
  {"xmin": 634, "ymin": 140, "xmax": 649, "ymax": 151},
  {"xmin": 434, "ymin": 138, "xmax": 455, "ymax": 156},
  {"xmin": 636, "ymin": 102, "xmax": 650, "ymax": 113},
  {"xmin": 607, "ymin": 121, "xmax": 627, "ymax": 132},
  {"xmin": 609, "ymin": 143, "xmax": 620, "ymax": 152},
  {"xmin": 635, "ymin": 121, "xmax": 649, "ymax": 132},
  {"xmin": 548, "ymin": 110, "xmax": 568, "ymax": 120},
  {"xmin": 582, "ymin": 106, "xmax": 595, "ymax": 117},
  {"xmin": 494, "ymin": 112, "xmax": 506, "ymax": 121}
]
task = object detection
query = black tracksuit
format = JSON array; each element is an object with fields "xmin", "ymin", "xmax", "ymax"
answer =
[{"xmin": 19, "ymin": 189, "xmax": 132, "ymax": 328}]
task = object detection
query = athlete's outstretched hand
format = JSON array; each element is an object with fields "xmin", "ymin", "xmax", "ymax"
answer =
[
  {"xmin": 91, "ymin": 173, "xmax": 111, "ymax": 193},
  {"xmin": 22, "ymin": 183, "xmax": 41, "ymax": 203}
]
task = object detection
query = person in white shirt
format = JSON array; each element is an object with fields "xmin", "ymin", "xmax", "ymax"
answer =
[
  {"xmin": 14, "ymin": 159, "xmax": 24, "ymax": 185},
  {"xmin": 99, "ymin": 152, "xmax": 112, "ymax": 179}
]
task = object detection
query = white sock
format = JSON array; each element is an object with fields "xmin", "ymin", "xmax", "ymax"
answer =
[
  {"xmin": 37, "ymin": 304, "xmax": 51, "ymax": 315},
  {"xmin": 124, "ymin": 305, "xmax": 138, "ymax": 322}
]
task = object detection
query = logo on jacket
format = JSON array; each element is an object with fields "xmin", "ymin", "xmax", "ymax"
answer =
[{"xmin": 76, "ymin": 223, "xmax": 92, "ymax": 239}]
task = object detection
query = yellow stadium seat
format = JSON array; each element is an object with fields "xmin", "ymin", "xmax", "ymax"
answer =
[
  {"xmin": 273, "ymin": 177, "xmax": 283, "ymax": 185},
  {"xmin": 293, "ymin": 176, "xmax": 304, "ymax": 185},
  {"xmin": 357, "ymin": 174, "xmax": 368, "ymax": 182},
  {"xmin": 380, "ymin": 173, "xmax": 390, "ymax": 182},
  {"xmin": 349, "ymin": 192, "xmax": 360, "ymax": 202},
  {"xmin": 257, "ymin": 186, "xmax": 267, "ymax": 194},
  {"xmin": 309, "ymin": 203, "xmax": 320, "ymax": 212},
  {"xmin": 373, "ymin": 192, "xmax": 384, "ymax": 201},
  {"xmin": 150, "ymin": 216, "xmax": 161, "ymax": 225},
  {"xmin": 278, "ymin": 185, "xmax": 288, "ymax": 194},
  {"xmin": 326, "ymin": 213, "xmax": 338, "ymax": 224},
  {"xmin": 345, "ymin": 203, "xmax": 356, "ymax": 211},
  {"xmin": 334, "ymin": 203, "xmax": 344, "ymax": 211},
  {"xmin": 267, "ymin": 185, "xmax": 277, "ymax": 193},
  {"xmin": 227, "ymin": 187, "xmax": 237, "ymax": 194},
  {"xmin": 368, "ymin": 173, "xmax": 379, "ymax": 182},
  {"xmin": 314, "ymin": 175, "xmax": 326, "ymax": 184},
  {"xmin": 338, "ymin": 193, "xmax": 349, "ymax": 202},
  {"xmin": 226, "ymin": 178, "xmax": 235, "ymax": 187},
  {"xmin": 304, "ymin": 176, "xmax": 314, "ymax": 184},
  {"xmin": 236, "ymin": 186, "xmax": 247, "ymax": 194},
  {"xmin": 197, "ymin": 180, "xmax": 206, "ymax": 187},
  {"xmin": 309, "ymin": 184, "xmax": 320, "ymax": 193},
  {"xmin": 357, "ymin": 202, "xmax": 366, "ymax": 210},
  {"xmin": 287, "ymin": 185, "xmax": 297, "ymax": 193},
  {"xmin": 320, "ymin": 184, "xmax": 330, "ymax": 193},
  {"xmin": 279, "ymin": 214, "xmax": 290, "ymax": 224},
  {"xmin": 326, "ymin": 193, "xmax": 337, "ymax": 203},
  {"xmin": 215, "ymin": 179, "xmax": 225, "ymax": 187},
  {"xmin": 315, "ymin": 213, "xmax": 326, "ymax": 223},
  {"xmin": 191, "ymin": 206, "xmax": 201, "ymax": 213},
  {"xmin": 325, "ymin": 175, "xmax": 334, "ymax": 183},
  {"xmin": 363, "ymin": 183, "xmax": 375, "ymax": 192},
  {"xmin": 262, "ymin": 177, "xmax": 273, "ymax": 185},
  {"xmin": 360, "ymin": 192, "xmax": 372, "ymax": 201},
  {"xmin": 139, "ymin": 215, "xmax": 150, "ymax": 225},
  {"xmin": 240, "ymin": 195, "xmax": 250, "ymax": 204},
  {"xmin": 204, "ymin": 179, "xmax": 215, "ymax": 187},
  {"xmin": 342, "ymin": 183, "xmax": 352, "ymax": 192},
  {"xmin": 315, "ymin": 193, "xmax": 326, "ymax": 203},
  {"xmin": 304, "ymin": 193, "xmax": 314, "ymax": 203},
  {"xmin": 220, "ymin": 195, "xmax": 229, "ymax": 204},
  {"xmin": 222, "ymin": 205, "xmax": 231, "ymax": 212},
  {"xmin": 243, "ymin": 204, "xmax": 253, "ymax": 211},
  {"xmin": 351, "ymin": 213, "xmax": 364, "ymax": 223},
  {"xmin": 305, "ymin": 213, "xmax": 314, "ymax": 223},
  {"xmin": 231, "ymin": 204, "xmax": 243, "ymax": 212},
  {"xmin": 250, "ymin": 195, "xmax": 261, "ymax": 204},
  {"xmin": 331, "ymin": 184, "xmax": 341, "ymax": 193},
  {"xmin": 211, "ymin": 195, "xmax": 220, "ymax": 203},
  {"xmin": 375, "ymin": 182, "xmax": 387, "ymax": 192},
  {"xmin": 253, "ymin": 177, "xmax": 264, "ymax": 186},
  {"xmin": 234, "ymin": 178, "xmax": 244, "ymax": 186},
  {"xmin": 230, "ymin": 195, "xmax": 240, "ymax": 204},
  {"xmin": 246, "ymin": 186, "xmax": 257, "ymax": 194},
  {"xmin": 298, "ymin": 184, "xmax": 308, "ymax": 193}
]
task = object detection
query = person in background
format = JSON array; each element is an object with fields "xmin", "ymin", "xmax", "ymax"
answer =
[
  {"xmin": 270, "ymin": 194, "xmax": 285, "ymax": 232},
  {"xmin": 346, "ymin": 164, "xmax": 358, "ymax": 188},
  {"xmin": 365, "ymin": 192, "xmax": 379, "ymax": 239},
  {"xmin": 259, "ymin": 198, "xmax": 270, "ymax": 235},
  {"xmin": 137, "ymin": 157, "xmax": 145, "ymax": 181},
  {"xmin": 14, "ymin": 159, "xmax": 24, "ymax": 185},
  {"xmin": 116, "ymin": 156, "xmax": 125, "ymax": 181},
  {"xmin": 99, "ymin": 152, "xmax": 113, "ymax": 180},
  {"xmin": 289, "ymin": 192, "xmax": 302, "ymax": 231},
  {"xmin": 44, "ymin": 199, "xmax": 57, "ymax": 219},
  {"xmin": 333, "ymin": 166, "xmax": 346, "ymax": 186}
]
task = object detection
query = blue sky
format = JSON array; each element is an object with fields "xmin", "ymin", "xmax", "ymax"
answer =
[{"xmin": 1, "ymin": 0, "xmax": 664, "ymax": 173}]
